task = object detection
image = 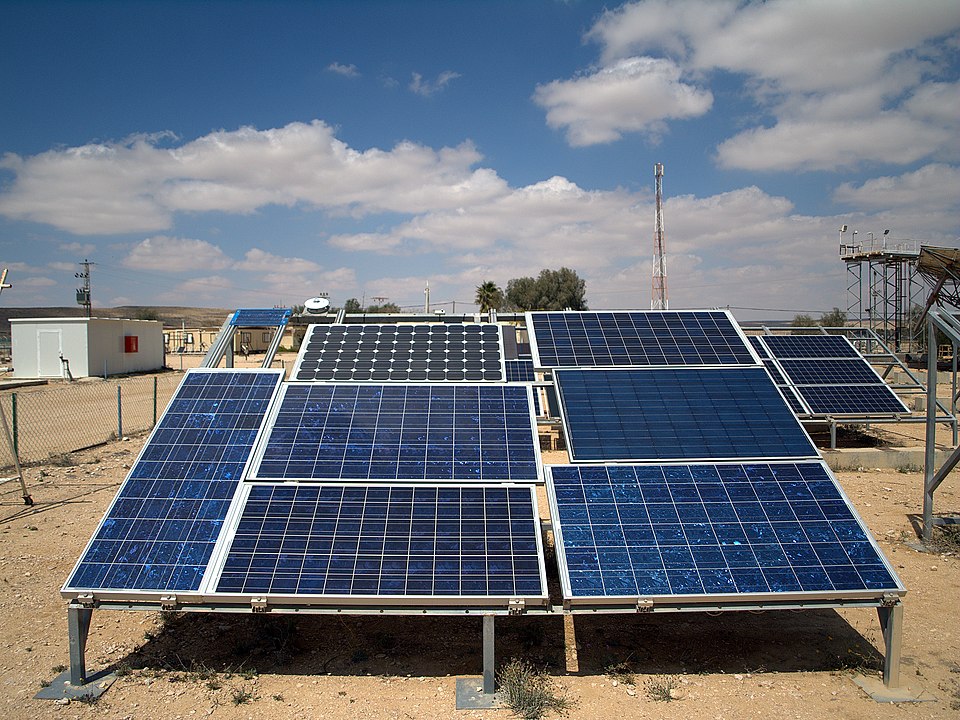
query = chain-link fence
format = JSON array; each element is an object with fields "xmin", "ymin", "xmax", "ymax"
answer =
[{"xmin": 0, "ymin": 373, "xmax": 183, "ymax": 471}]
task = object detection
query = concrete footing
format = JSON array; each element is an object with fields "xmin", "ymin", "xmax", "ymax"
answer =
[{"xmin": 821, "ymin": 446, "xmax": 952, "ymax": 471}]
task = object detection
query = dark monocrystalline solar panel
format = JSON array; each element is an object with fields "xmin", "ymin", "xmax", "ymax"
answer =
[
  {"xmin": 294, "ymin": 323, "xmax": 503, "ymax": 381},
  {"xmin": 253, "ymin": 384, "xmax": 539, "ymax": 482},
  {"xmin": 63, "ymin": 370, "xmax": 283, "ymax": 594},
  {"xmin": 749, "ymin": 336, "xmax": 770, "ymax": 358},
  {"xmin": 213, "ymin": 484, "xmax": 546, "ymax": 600},
  {"xmin": 505, "ymin": 359, "xmax": 535, "ymax": 382},
  {"xmin": 761, "ymin": 335, "xmax": 859, "ymax": 359},
  {"xmin": 548, "ymin": 463, "xmax": 902, "ymax": 602},
  {"xmin": 554, "ymin": 368, "xmax": 817, "ymax": 462},
  {"xmin": 231, "ymin": 308, "xmax": 291, "ymax": 327},
  {"xmin": 528, "ymin": 310, "xmax": 755, "ymax": 368},
  {"xmin": 779, "ymin": 359, "xmax": 883, "ymax": 386},
  {"xmin": 796, "ymin": 385, "xmax": 909, "ymax": 415}
]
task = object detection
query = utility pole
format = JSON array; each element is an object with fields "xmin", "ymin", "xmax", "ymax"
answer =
[
  {"xmin": 75, "ymin": 259, "xmax": 94, "ymax": 318},
  {"xmin": 651, "ymin": 163, "xmax": 668, "ymax": 310},
  {"xmin": 424, "ymin": 282, "xmax": 430, "ymax": 314}
]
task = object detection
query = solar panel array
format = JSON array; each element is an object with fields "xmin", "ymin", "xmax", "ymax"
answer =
[
  {"xmin": 505, "ymin": 359, "xmax": 536, "ymax": 382},
  {"xmin": 753, "ymin": 334, "xmax": 908, "ymax": 417},
  {"xmin": 528, "ymin": 310, "xmax": 755, "ymax": 368},
  {"xmin": 553, "ymin": 367, "xmax": 817, "ymax": 462},
  {"xmin": 231, "ymin": 308, "xmax": 292, "ymax": 327},
  {"xmin": 252, "ymin": 384, "xmax": 539, "ymax": 482},
  {"xmin": 293, "ymin": 324, "xmax": 504, "ymax": 381},
  {"xmin": 64, "ymin": 370, "xmax": 283, "ymax": 594},
  {"xmin": 548, "ymin": 462, "xmax": 902, "ymax": 602},
  {"xmin": 213, "ymin": 484, "xmax": 547, "ymax": 600}
]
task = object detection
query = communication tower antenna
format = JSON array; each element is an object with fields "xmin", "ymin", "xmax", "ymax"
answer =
[{"xmin": 652, "ymin": 163, "xmax": 668, "ymax": 310}]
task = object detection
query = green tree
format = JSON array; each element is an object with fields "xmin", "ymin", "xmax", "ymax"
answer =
[
  {"xmin": 505, "ymin": 267, "xmax": 587, "ymax": 311},
  {"xmin": 474, "ymin": 281, "xmax": 504, "ymax": 313},
  {"xmin": 819, "ymin": 307, "xmax": 847, "ymax": 327},
  {"xmin": 791, "ymin": 313, "xmax": 816, "ymax": 327},
  {"xmin": 343, "ymin": 298, "xmax": 362, "ymax": 313},
  {"xmin": 367, "ymin": 302, "xmax": 401, "ymax": 313}
]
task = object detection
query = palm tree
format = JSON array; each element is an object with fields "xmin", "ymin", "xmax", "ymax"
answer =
[{"xmin": 475, "ymin": 281, "xmax": 504, "ymax": 313}]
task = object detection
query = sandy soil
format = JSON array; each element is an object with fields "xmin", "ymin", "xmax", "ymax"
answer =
[{"xmin": 0, "ymin": 431, "xmax": 958, "ymax": 720}]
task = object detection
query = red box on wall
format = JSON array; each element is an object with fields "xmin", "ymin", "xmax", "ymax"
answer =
[{"xmin": 124, "ymin": 335, "xmax": 139, "ymax": 353}]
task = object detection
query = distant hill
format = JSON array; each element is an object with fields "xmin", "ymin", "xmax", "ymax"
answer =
[{"xmin": 0, "ymin": 306, "xmax": 233, "ymax": 335}]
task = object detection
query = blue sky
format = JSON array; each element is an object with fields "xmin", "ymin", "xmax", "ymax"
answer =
[{"xmin": 1, "ymin": 0, "xmax": 958, "ymax": 320}]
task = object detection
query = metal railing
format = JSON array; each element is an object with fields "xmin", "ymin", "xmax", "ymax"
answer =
[{"xmin": 0, "ymin": 373, "xmax": 182, "ymax": 470}]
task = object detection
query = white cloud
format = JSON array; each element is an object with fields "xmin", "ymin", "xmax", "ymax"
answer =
[
  {"xmin": 327, "ymin": 62, "xmax": 360, "ymax": 78},
  {"xmin": 234, "ymin": 247, "xmax": 322, "ymax": 274},
  {"xmin": 409, "ymin": 71, "xmax": 461, "ymax": 97},
  {"xmin": 123, "ymin": 236, "xmax": 233, "ymax": 272},
  {"xmin": 533, "ymin": 57, "xmax": 712, "ymax": 146},
  {"xmin": 17, "ymin": 276, "xmax": 57, "ymax": 287},
  {"xmin": 0, "ymin": 121, "xmax": 508, "ymax": 234},
  {"xmin": 562, "ymin": 0, "xmax": 960, "ymax": 168},
  {"xmin": 833, "ymin": 163, "xmax": 960, "ymax": 211}
]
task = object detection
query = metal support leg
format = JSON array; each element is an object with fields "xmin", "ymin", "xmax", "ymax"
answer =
[
  {"xmin": 830, "ymin": 420, "xmax": 837, "ymax": 450},
  {"xmin": 877, "ymin": 603, "xmax": 903, "ymax": 689},
  {"xmin": 482, "ymin": 614, "xmax": 495, "ymax": 695},
  {"xmin": 68, "ymin": 605, "xmax": 93, "ymax": 686},
  {"xmin": 923, "ymin": 318, "xmax": 938, "ymax": 541}
]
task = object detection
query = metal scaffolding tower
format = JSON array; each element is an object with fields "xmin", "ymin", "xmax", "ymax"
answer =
[
  {"xmin": 840, "ymin": 232, "xmax": 922, "ymax": 352},
  {"xmin": 651, "ymin": 163, "xmax": 668, "ymax": 310}
]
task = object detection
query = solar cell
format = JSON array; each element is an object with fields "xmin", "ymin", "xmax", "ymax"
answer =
[
  {"xmin": 293, "ymin": 324, "xmax": 504, "ymax": 381},
  {"xmin": 231, "ymin": 308, "xmax": 292, "ymax": 327},
  {"xmin": 252, "ymin": 383, "xmax": 540, "ymax": 482},
  {"xmin": 212, "ymin": 484, "xmax": 547, "ymax": 602},
  {"xmin": 527, "ymin": 310, "xmax": 755, "ymax": 368},
  {"xmin": 63, "ymin": 370, "xmax": 284, "ymax": 595},
  {"xmin": 796, "ymin": 385, "xmax": 909, "ymax": 415},
  {"xmin": 553, "ymin": 368, "xmax": 817, "ymax": 462},
  {"xmin": 547, "ymin": 462, "xmax": 903, "ymax": 603},
  {"xmin": 778, "ymin": 359, "xmax": 884, "ymax": 386},
  {"xmin": 505, "ymin": 359, "xmax": 536, "ymax": 382},
  {"xmin": 761, "ymin": 335, "xmax": 859, "ymax": 359}
]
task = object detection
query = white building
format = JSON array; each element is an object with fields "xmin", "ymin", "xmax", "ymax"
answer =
[{"xmin": 10, "ymin": 318, "xmax": 164, "ymax": 379}]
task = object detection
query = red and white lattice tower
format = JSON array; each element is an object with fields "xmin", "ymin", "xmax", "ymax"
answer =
[{"xmin": 651, "ymin": 162, "xmax": 668, "ymax": 310}]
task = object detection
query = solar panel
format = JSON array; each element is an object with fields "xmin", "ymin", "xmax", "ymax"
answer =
[
  {"xmin": 749, "ymin": 336, "xmax": 770, "ymax": 358},
  {"xmin": 761, "ymin": 335, "xmax": 859, "ymax": 359},
  {"xmin": 231, "ymin": 308, "xmax": 292, "ymax": 327},
  {"xmin": 796, "ymin": 385, "xmax": 909, "ymax": 415},
  {"xmin": 547, "ymin": 462, "xmax": 903, "ymax": 604},
  {"xmin": 212, "ymin": 483, "xmax": 547, "ymax": 603},
  {"xmin": 293, "ymin": 324, "xmax": 504, "ymax": 381},
  {"xmin": 527, "ymin": 310, "xmax": 755, "ymax": 368},
  {"xmin": 252, "ymin": 383, "xmax": 540, "ymax": 482},
  {"xmin": 553, "ymin": 368, "xmax": 817, "ymax": 462},
  {"xmin": 505, "ymin": 359, "xmax": 536, "ymax": 382},
  {"xmin": 762, "ymin": 359, "xmax": 787, "ymax": 385},
  {"xmin": 63, "ymin": 369, "xmax": 283, "ymax": 595},
  {"xmin": 778, "ymin": 385, "xmax": 810, "ymax": 415},
  {"xmin": 778, "ymin": 359, "xmax": 885, "ymax": 386}
]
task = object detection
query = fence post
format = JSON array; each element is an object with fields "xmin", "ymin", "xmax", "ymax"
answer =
[
  {"xmin": 11, "ymin": 393, "xmax": 18, "ymax": 460},
  {"xmin": 117, "ymin": 385, "xmax": 122, "ymax": 439},
  {"xmin": 153, "ymin": 376, "xmax": 158, "ymax": 427}
]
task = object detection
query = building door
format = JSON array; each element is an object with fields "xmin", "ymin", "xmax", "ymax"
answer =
[{"xmin": 37, "ymin": 329, "xmax": 62, "ymax": 377}]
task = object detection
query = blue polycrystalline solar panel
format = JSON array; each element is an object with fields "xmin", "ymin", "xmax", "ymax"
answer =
[
  {"xmin": 554, "ymin": 368, "xmax": 817, "ymax": 462},
  {"xmin": 213, "ymin": 484, "xmax": 547, "ymax": 601},
  {"xmin": 63, "ymin": 370, "xmax": 283, "ymax": 595},
  {"xmin": 505, "ymin": 359, "xmax": 536, "ymax": 382},
  {"xmin": 761, "ymin": 335, "xmax": 859, "ymax": 359},
  {"xmin": 778, "ymin": 359, "xmax": 884, "ymax": 386},
  {"xmin": 796, "ymin": 385, "xmax": 909, "ymax": 415},
  {"xmin": 762, "ymin": 359, "xmax": 787, "ymax": 385},
  {"xmin": 778, "ymin": 386, "xmax": 810, "ymax": 416},
  {"xmin": 253, "ymin": 384, "xmax": 540, "ymax": 482},
  {"xmin": 231, "ymin": 308, "xmax": 292, "ymax": 327},
  {"xmin": 547, "ymin": 463, "xmax": 903, "ymax": 602},
  {"xmin": 528, "ymin": 310, "xmax": 755, "ymax": 368},
  {"xmin": 294, "ymin": 324, "xmax": 504, "ymax": 381}
]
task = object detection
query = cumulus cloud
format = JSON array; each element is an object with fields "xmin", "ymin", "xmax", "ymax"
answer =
[
  {"xmin": 533, "ymin": 57, "xmax": 712, "ymax": 146},
  {"xmin": 0, "ymin": 121, "xmax": 508, "ymax": 234},
  {"xmin": 59, "ymin": 242, "xmax": 96, "ymax": 256},
  {"xmin": 123, "ymin": 236, "xmax": 233, "ymax": 272},
  {"xmin": 554, "ymin": 0, "xmax": 960, "ymax": 168},
  {"xmin": 327, "ymin": 62, "xmax": 360, "ymax": 78},
  {"xmin": 833, "ymin": 163, "xmax": 960, "ymax": 211},
  {"xmin": 409, "ymin": 71, "xmax": 461, "ymax": 97}
]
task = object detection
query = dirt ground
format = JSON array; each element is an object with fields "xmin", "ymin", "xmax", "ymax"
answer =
[{"xmin": 0, "ymin": 431, "xmax": 958, "ymax": 720}]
